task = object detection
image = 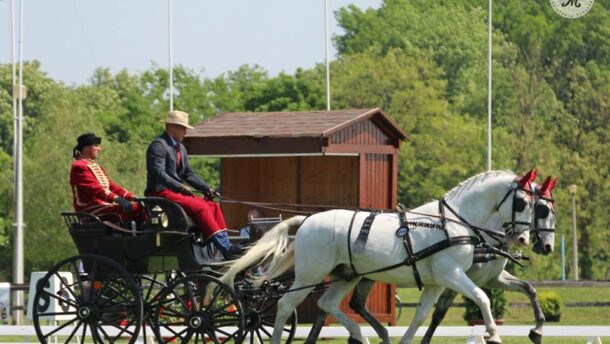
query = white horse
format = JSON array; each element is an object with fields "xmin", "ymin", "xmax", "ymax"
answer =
[
  {"xmin": 421, "ymin": 176, "xmax": 558, "ymax": 344},
  {"xmin": 221, "ymin": 170, "xmax": 537, "ymax": 344}
]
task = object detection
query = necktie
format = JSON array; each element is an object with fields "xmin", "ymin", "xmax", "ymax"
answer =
[{"xmin": 175, "ymin": 143, "xmax": 182, "ymax": 171}]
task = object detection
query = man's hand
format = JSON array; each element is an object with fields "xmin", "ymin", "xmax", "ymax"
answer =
[
  {"xmin": 204, "ymin": 189, "xmax": 221, "ymax": 201},
  {"xmin": 115, "ymin": 196, "xmax": 132, "ymax": 214},
  {"xmin": 179, "ymin": 185, "xmax": 194, "ymax": 196}
]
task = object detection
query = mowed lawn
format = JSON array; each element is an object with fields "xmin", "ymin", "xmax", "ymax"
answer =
[
  {"xmin": 293, "ymin": 286, "xmax": 610, "ymax": 344},
  {"xmin": 1, "ymin": 286, "xmax": 607, "ymax": 343},
  {"xmin": 395, "ymin": 286, "xmax": 610, "ymax": 326}
]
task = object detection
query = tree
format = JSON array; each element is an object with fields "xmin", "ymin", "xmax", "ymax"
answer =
[{"xmin": 332, "ymin": 48, "xmax": 487, "ymax": 205}]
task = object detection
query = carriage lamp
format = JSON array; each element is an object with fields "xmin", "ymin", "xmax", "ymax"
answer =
[{"xmin": 151, "ymin": 206, "xmax": 169, "ymax": 229}]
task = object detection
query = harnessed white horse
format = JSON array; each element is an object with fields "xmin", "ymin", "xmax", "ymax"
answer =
[
  {"xmin": 421, "ymin": 176, "xmax": 558, "ymax": 344},
  {"xmin": 220, "ymin": 170, "xmax": 537, "ymax": 344}
]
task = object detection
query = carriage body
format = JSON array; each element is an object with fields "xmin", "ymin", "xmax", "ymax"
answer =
[
  {"xmin": 32, "ymin": 197, "xmax": 295, "ymax": 344},
  {"xmin": 64, "ymin": 197, "xmax": 218, "ymax": 274}
]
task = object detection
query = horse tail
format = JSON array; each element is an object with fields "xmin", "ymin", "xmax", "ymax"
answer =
[{"xmin": 220, "ymin": 215, "xmax": 306, "ymax": 290}]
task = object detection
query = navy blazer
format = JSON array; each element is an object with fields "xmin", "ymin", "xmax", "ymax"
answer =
[{"xmin": 145, "ymin": 132, "xmax": 210, "ymax": 195}]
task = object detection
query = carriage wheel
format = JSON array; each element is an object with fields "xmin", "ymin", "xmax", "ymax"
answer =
[
  {"xmin": 32, "ymin": 254, "xmax": 143, "ymax": 344},
  {"xmin": 242, "ymin": 296, "xmax": 297, "ymax": 344},
  {"xmin": 153, "ymin": 274, "xmax": 245, "ymax": 344},
  {"xmin": 137, "ymin": 271, "xmax": 187, "ymax": 343}
]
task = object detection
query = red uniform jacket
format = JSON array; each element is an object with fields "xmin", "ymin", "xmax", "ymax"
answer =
[{"xmin": 70, "ymin": 158, "xmax": 135, "ymax": 212}]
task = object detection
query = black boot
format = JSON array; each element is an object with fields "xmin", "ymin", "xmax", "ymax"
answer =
[{"xmin": 211, "ymin": 231, "xmax": 243, "ymax": 260}]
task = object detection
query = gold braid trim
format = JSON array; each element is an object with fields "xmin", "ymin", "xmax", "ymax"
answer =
[{"xmin": 85, "ymin": 160, "xmax": 111, "ymax": 196}]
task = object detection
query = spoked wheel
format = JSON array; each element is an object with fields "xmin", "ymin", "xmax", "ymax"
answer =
[
  {"xmin": 153, "ymin": 274, "xmax": 245, "ymax": 344},
  {"xmin": 137, "ymin": 274, "xmax": 171, "ymax": 343},
  {"xmin": 243, "ymin": 296, "xmax": 297, "ymax": 344},
  {"xmin": 32, "ymin": 254, "xmax": 143, "ymax": 344}
]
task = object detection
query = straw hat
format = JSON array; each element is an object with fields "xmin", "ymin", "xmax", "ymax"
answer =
[{"xmin": 161, "ymin": 110, "xmax": 194, "ymax": 129}]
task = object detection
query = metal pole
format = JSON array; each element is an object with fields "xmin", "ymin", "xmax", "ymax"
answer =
[
  {"xmin": 324, "ymin": 0, "xmax": 330, "ymax": 111},
  {"xmin": 487, "ymin": 0, "xmax": 492, "ymax": 171},
  {"xmin": 570, "ymin": 188, "xmax": 579, "ymax": 280},
  {"xmin": 10, "ymin": 0, "xmax": 18, "ymax": 324},
  {"xmin": 11, "ymin": 0, "xmax": 17, "ymax": 194},
  {"xmin": 12, "ymin": 0, "xmax": 25, "ymax": 325},
  {"xmin": 168, "ymin": 0, "xmax": 174, "ymax": 111},
  {"xmin": 561, "ymin": 234, "xmax": 565, "ymax": 280}
]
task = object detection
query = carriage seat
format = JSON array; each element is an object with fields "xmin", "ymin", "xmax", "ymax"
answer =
[{"xmin": 61, "ymin": 197, "xmax": 197, "ymax": 234}]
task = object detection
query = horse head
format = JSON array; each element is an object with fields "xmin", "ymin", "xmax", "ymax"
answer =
[
  {"xmin": 494, "ymin": 169, "xmax": 537, "ymax": 246},
  {"xmin": 444, "ymin": 169, "xmax": 536, "ymax": 247},
  {"xmin": 532, "ymin": 176, "xmax": 557, "ymax": 255}
]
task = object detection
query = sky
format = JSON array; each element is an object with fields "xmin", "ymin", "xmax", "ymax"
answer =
[{"xmin": 1, "ymin": 0, "xmax": 382, "ymax": 85}]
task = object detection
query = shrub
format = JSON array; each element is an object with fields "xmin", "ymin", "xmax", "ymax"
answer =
[
  {"xmin": 463, "ymin": 288, "xmax": 508, "ymax": 322},
  {"xmin": 539, "ymin": 291, "xmax": 563, "ymax": 322}
]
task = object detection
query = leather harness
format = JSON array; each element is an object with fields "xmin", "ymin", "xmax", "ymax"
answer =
[{"xmin": 345, "ymin": 184, "xmax": 533, "ymax": 290}]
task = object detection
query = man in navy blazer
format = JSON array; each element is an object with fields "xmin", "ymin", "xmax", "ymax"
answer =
[{"xmin": 145, "ymin": 110, "xmax": 240, "ymax": 259}]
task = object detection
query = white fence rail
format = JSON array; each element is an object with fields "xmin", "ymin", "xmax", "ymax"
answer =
[{"xmin": 1, "ymin": 325, "xmax": 608, "ymax": 343}]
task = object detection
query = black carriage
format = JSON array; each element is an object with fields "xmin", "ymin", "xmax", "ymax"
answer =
[{"xmin": 31, "ymin": 197, "xmax": 296, "ymax": 344}]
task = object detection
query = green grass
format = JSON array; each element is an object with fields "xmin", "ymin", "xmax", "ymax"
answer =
[
  {"xmin": 395, "ymin": 286, "xmax": 610, "ymax": 326},
  {"xmin": 291, "ymin": 338, "xmax": 601, "ymax": 344},
  {"xmin": 1, "ymin": 286, "xmax": 608, "ymax": 343}
]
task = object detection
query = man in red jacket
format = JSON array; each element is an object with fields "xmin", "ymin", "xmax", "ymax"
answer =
[{"xmin": 70, "ymin": 133, "xmax": 141, "ymax": 223}]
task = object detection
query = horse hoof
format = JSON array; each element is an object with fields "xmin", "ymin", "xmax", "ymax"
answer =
[
  {"xmin": 528, "ymin": 329, "xmax": 542, "ymax": 344},
  {"xmin": 485, "ymin": 337, "xmax": 502, "ymax": 344},
  {"xmin": 348, "ymin": 337, "xmax": 363, "ymax": 344}
]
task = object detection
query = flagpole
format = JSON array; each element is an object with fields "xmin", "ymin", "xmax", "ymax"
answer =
[
  {"xmin": 168, "ymin": 0, "xmax": 174, "ymax": 111},
  {"xmin": 12, "ymin": 0, "xmax": 25, "ymax": 325},
  {"xmin": 487, "ymin": 0, "xmax": 492, "ymax": 171},
  {"xmin": 10, "ymin": 0, "xmax": 17, "ymax": 191},
  {"xmin": 324, "ymin": 0, "xmax": 330, "ymax": 111}
]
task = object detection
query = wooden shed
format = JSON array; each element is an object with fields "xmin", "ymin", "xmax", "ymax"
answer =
[{"xmin": 185, "ymin": 108, "xmax": 407, "ymax": 325}]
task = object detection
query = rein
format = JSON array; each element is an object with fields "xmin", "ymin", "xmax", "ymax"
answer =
[{"xmin": 220, "ymin": 195, "xmax": 510, "ymax": 237}]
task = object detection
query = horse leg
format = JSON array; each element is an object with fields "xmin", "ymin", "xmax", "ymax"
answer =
[
  {"xmin": 273, "ymin": 277, "xmax": 326, "ymax": 344},
  {"xmin": 420, "ymin": 288, "xmax": 458, "ymax": 344},
  {"xmin": 349, "ymin": 279, "xmax": 390, "ymax": 344},
  {"xmin": 305, "ymin": 278, "xmax": 389, "ymax": 344},
  {"xmin": 317, "ymin": 278, "xmax": 365, "ymax": 344},
  {"xmin": 443, "ymin": 272, "xmax": 501, "ymax": 344},
  {"xmin": 485, "ymin": 270, "xmax": 544, "ymax": 344},
  {"xmin": 398, "ymin": 285, "xmax": 444, "ymax": 344},
  {"xmin": 303, "ymin": 309, "xmax": 327, "ymax": 344}
]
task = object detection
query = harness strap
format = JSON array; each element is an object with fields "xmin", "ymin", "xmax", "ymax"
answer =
[
  {"xmin": 440, "ymin": 199, "xmax": 503, "ymax": 244},
  {"xmin": 346, "ymin": 210, "xmax": 359, "ymax": 276},
  {"xmin": 480, "ymin": 243, "xmax": 525, "ymax": 267},
  {"xmin": 382, "ymin": 236, "xmax": 480, "ymax": 283},
  {"xmin": 271, "ymin": 236, "xmax": 481, "ymax": 296},
  {"xmin": 438, "ymin": 200, "xmax": 450, "ymax": 241},
  {"xmin": 399, "ymin": 220, "xmax": 424, "ymax": 290},
  {"xmin": 353, "ymin": 212, "xmax": 378, "ymax": 254}
]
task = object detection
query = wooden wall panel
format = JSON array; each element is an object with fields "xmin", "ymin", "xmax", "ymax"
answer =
[
  {"xmin": 330, "ymin": 119, "xmax": 389, "ymax": 146},
  {"xmin": 221, "ymin": 157, "xmax": 299, "ymax": 229},
  {"xmin": 219, "ymin": 153, "xmax": 397, "ymax": 324},
  {"xmin": 359, "ymin": 153, "xmax": 392, "ymax": 209},
  {"xmin": 298, "ymin": 156, "xmax": 359, "ymax": 208}
]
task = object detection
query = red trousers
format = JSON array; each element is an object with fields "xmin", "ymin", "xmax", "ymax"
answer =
[
  {"xmin": 87, "ymin": 203, "xmax": 144, "ymax": 224},
  {"xmin": 149, "ymin": 189, "xmax": 227, "ymax": 240}
]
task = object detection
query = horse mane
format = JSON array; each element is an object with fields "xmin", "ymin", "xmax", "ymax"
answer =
[{"xmin": 444, "ymin": 170, "xmax": 514, "ymax": 200}]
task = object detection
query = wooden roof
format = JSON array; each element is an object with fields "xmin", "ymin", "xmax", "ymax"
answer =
[{"xmin": 185, "ymin": 108, "xmax": 407, "ymax": 156}]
